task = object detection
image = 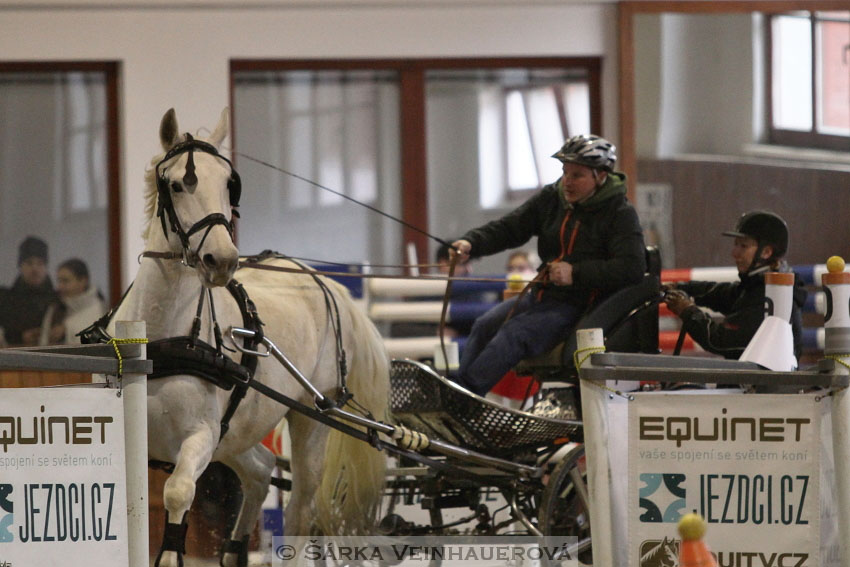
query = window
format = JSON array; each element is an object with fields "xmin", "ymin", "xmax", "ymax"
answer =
[
  {"xmin": 232, "ymin": 58, "xmax": 600, "ymax": 270},
  {"xmin": 505, "ymin": 81, "xmax": 591, "ymax": 192},
  {"xmin": 425, "ymin": 67, "xmax": 596, "ymax": 214},
  {"xmin": 63, "ymin": 72, "xmax": 108, "ymax": 212},
  {"xmin": 0, "ymin": 64, "xmax": 120, "ymax": 303},
  {"xmin": 769, "ymin": 11, "xmax": 850, "ymax": 150},
  {"xmin": 232, "ymin": 68, "xmax": 401, "ymax": 265}
]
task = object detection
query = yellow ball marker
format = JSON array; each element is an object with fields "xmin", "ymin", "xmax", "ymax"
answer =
[
  {"xmin": 507, "ymin": 273, "xmax": 526, "ymax": 291},
  {"xmin": 677, "ymin": 513, "xmax": 707, "ymax": 541},
  {"xmin": 827, "ymin": 256, "xmax": 845, "ymax": 274}
]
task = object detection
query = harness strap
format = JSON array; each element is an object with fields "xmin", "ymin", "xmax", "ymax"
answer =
[
  {"xmin": 141, "ymin": 251, "xmax": 182, "ymax": 260},
  {"xmin": 81, "ymin": 273, "xmax": 262, "ymax": 442},
  {"xmin": 248, "ymin": 251, "xmax": 349, "ymax": 404},
  {"xmin": 218, "ymin": 280, "xmax": 263, "ymax": 439}
]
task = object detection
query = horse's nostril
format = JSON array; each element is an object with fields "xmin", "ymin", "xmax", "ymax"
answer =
[{"xmin": 203, "ymin": 253, "xmax": 217, "ymax": 268}]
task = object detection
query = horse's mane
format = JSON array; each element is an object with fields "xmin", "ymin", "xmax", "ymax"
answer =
[{"xmin": 142, "ymin": 154, "xmax": 163, "ymax": 238}]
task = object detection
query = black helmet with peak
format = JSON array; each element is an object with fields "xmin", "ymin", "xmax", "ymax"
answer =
[
  {"xmin": 551, "ymin": 134, "xmax": 617, "ymax": 172},
  {"xmin": 723, "ymin": 210, "xmax": 789, "ymax": 262}
]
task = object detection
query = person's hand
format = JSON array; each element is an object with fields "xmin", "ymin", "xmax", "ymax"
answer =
[
  {"xmin": 451, "ymin": 240, "xmax": 472, "ymax": 263},
  {"xmin": 664, "ymin": 289, "xmax": 694, "ymax": 316},
  {"xmin": 548, "ymin": 261, "xmax": 573, "ymax": 286},
  {"xmin": 661, "ymin": 282, "xmax": 678, "ymax": 293}
]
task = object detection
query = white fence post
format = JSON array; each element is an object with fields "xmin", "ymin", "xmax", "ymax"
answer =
[
  {"xmin": 116, "ymin": 320, "xmax": 149, "ymax": 567},
  {"xmin": 575, "ymin": 328, "xmax": 614, "ymax": 567}
]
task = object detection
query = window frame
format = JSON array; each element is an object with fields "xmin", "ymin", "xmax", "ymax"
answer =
[{"xmin": 767, "ymin": 10, "xmax": 850, "ymax": 151}]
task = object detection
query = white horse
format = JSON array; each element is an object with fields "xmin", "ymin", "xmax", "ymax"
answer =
[{"xmin": 110, "ymin": 108, "xmax": 389, "ymax": 567}]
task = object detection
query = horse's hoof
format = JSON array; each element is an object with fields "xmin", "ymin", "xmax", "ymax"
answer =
[
  {"xmin": 154, "ymin": 550, "xmax": 184, "ymax": 567},
  {"xmin": 220, "ymin": 536, "xmax": 250, "ymax": 567}
]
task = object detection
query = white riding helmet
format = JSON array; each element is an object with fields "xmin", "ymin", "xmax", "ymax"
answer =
[{"xmin": 552, "ymin": 135, "xmax": 617, "ymax": 172}]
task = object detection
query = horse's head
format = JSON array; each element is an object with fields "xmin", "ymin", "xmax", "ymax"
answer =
[{"xmin": 149, "ymin": 108, "xmax": 240, "ymax": 287}]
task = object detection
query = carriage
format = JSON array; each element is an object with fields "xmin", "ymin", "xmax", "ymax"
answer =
[{"xmin": 101, "ymin": 108, "xmax": 660, "ymax": 567}]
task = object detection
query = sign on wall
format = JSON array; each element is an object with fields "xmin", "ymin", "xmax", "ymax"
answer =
[
  {"xmin": 629, "ymin": 393, "xmax": 820, "ymax": 567},
  {"xmin": 0, "ymin": 388, "xmax": 128, "ymax": 566}
]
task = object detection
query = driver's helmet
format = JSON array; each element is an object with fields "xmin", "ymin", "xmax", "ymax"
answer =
[
  {"xmin": 551, "ymin": 135, "xmax": 617, "ymax": 172},
  {"xmin": 722, "ymin": 210, "xmax": 789, "ymax": 260}
]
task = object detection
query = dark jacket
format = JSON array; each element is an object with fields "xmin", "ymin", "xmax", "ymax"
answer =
[
  {"xmin": 678, "ymin": 268, "xmax": 806, "ymax": 360},
  {"xmin": 460, "ymin": 172, "xmax": 646, "ymax": 307},
  {"xmin": 0, "ymin": 277, "xmax": 57, "ymax": 346}
]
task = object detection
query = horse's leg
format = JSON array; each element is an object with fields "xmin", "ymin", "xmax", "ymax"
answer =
[
  {"xmin": 285, "ymin": 411, "xmax": 330, "ymax": 535},
  {"xmin": 155, "ymin": 425, "xmax": 218, "ymax": 567},
  {"xmin": 219, "ymin": 443, "xmax": 276, "ymax": 567}
]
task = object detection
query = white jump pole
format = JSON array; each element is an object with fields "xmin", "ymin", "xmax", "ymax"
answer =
[
  {"xmin": 822, "ymin": 260, "xmax": 850, "ymax": 567},
  {"xmin": 575, "ymin": 328, "xmax": 614, "ymax": 566},
  {"xmin": 116, "ymin": 321, "xmax": 149, "ymax": 567}
]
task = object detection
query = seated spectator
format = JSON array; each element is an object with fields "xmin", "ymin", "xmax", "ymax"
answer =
[
  {"xmin": 505, "ymin": 250, "xmax": 540, "ymax": 278},
  {"xmin": 664, "ymin": 210, "xmax": 806, "ymax": 360},
  {"xmin": 0, "ymin": 236, "xmax": 57, "ymax": 346},
  {"xmin": 38, "ymin": 258, "xmax": 107, "ymax": 345}
]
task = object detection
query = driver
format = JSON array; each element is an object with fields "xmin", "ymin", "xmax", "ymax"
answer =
[
  {"xmin": 664, "ymin": 210, "xmax": 806, "ymax": 360},
  {"xmin": 448, "ymin": 135, "xmax": 646, "ymax": 396}
]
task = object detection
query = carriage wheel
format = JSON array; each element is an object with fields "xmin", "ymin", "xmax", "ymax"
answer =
[{"xmin": 538, "ymin": 444, "xmax": 592, "ymax": 565}]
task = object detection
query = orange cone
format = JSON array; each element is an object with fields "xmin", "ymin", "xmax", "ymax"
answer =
[{"xmin": 677, "ymin": 513, "xmax": 718, "ymax": 567}]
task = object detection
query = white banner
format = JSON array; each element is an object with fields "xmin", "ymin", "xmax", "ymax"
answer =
[
  {"xmin": 0, "ymin": 388, "xmax": 128, "ymax": 566},
  {"xmin": 629, "ymin": 393, "xmax": 820, "ymax": 567}
]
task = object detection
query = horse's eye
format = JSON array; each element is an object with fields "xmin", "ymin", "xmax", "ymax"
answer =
[{"xmin": 170, "ymin": 181, "xmax": 183, "ymax": 193}]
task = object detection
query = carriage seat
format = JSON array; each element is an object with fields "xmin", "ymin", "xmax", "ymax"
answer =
[{"xmin": 514, "ymin": 247, "xmax": 662, "ymax": 381}]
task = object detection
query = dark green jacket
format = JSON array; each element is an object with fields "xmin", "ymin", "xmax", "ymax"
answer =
[{"xmin": 460, "ymin": 173, "xmax": 646, "ymax": 306}]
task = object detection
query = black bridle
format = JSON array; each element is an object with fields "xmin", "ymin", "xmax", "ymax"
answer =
[{"xmin": 154, "ymin": 134, "xmax": 242, "ymax": 267}]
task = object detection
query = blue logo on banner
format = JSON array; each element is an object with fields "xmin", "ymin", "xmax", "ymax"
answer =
[
  {"xmin": 0, "ymin": 484, "xmax": 13, "ymax": 542},
  {"xmin": 639, "ymin": 473, "xmax": 686, "ymax": 523}
]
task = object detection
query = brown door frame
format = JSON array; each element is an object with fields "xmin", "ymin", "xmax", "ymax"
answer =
[
  {"xmin": 0, "ymin": 61, "xmax": 122, "ymax": 303},
  {"xmin": 231, "ymin": 57, "xmax": 602, "ymax": 259},
  {"xmin": 618, "ymin": 0, "xmax": 849, "ymax": 189}
]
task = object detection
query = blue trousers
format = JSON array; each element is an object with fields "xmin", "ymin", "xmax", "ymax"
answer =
[{"xmin": 455, "ymin": 293, "xmax": 580, "ymax": 396}]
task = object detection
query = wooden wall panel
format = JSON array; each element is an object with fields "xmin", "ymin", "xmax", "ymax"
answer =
[
  {"xmin": 0, "ymin": 370, "xmax": 90, "ymax": 387},
  {"xmin": 638, "ymin": 159, "xmax": 850, "ymax": 269}
]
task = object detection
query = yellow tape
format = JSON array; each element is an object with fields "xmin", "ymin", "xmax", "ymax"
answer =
[
  {"xmin": 574, "ymin": 345, "xmax": 634, "ymax": 400},
  {"xmin": 572, "ymin": 346, "xmax": 606, "ymax": 370},
  {"xmin": 817, "ymin": 354, "xmax": 850, "ymax": 400},
  {"xmin": 107, "ymin": 337, "xmax": 149, "ymax": 378}
]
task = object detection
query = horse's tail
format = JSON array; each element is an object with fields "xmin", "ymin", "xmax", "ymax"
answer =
[{"xmin": 315, "ymin": 295, "xmax": 389, "ymax": 535}]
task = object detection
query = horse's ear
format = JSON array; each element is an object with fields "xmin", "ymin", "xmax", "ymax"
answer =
[
  {"xmin": 159, "ymin": 108, "xmax": 181, "ymax": 151},
  {"xmin": 208, "ymin": 107, "xmax": 229, "ymax": 148}
]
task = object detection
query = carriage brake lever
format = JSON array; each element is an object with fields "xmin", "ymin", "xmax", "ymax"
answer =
[{"xmin": 228, "ymin": 326, "xmax": 271, "ymax": 357}]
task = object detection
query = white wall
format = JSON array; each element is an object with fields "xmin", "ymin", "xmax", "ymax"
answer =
[
  {"xmin": 0, "ymin": 1, "xmax": 618, "ymax": 285},
  {"xmin": 635, "ymin": 12, "xmax": 756, "ymax": 158}
]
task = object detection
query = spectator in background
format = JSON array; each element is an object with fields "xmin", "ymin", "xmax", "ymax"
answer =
[
  {"xmin": 0, "ymin": 236, "xmax": 57, "ymax": 346},
  {"xmin": 39, "ymin": 258, "xmax": 107, "ymax": 345},
  {"xmin": 505, "ymin": 250, "xmax": 540, "ymax": 278}
]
